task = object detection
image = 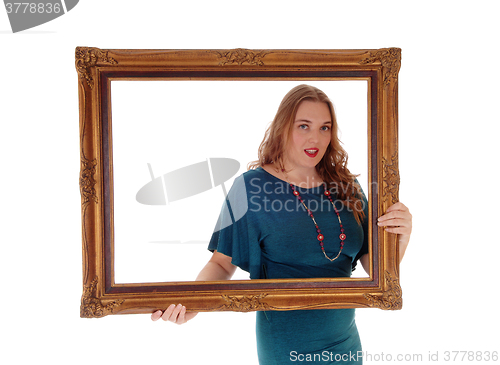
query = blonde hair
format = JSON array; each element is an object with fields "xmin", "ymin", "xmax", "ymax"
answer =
[{"xmin": 248, "ymin": 84, "xmax": 365, "ymax": 224}]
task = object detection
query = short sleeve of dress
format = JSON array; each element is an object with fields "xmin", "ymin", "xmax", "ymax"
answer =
[
  {"xmin": 208, "ymin": 174, "xmax": 262, "ymax": 279},
  {"xmin": 351, "ymin": 185, "xmax": 369, "ymax": 272}
]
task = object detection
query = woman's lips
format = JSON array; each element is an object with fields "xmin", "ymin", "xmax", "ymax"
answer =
[{"xmin": 304, "ymin": 148, "xmax": 319, "ymax": 158}]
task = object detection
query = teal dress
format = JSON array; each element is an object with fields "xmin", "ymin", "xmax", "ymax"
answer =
[{"xmin": 209, "ymin": 167, "xmax": 368, "ymax": 364}]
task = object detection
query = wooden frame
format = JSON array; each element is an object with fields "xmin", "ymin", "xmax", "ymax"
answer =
[{"xmin": 77, "ymin": 47, "xmax": 402, "ymax": 318}]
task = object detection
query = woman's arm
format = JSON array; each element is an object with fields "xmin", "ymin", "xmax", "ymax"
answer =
[
  {"xmin": 196, "ymin": 250, "xmax": 237, "ymax": 281},
  {"xmin": 151, "ymin": 251, "xmax": 236, "ymax": 324}
]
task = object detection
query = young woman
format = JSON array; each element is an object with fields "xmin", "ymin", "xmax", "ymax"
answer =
[{"xmin": 152, "ymin": 84, "xmax": 412, "ymax": 364}]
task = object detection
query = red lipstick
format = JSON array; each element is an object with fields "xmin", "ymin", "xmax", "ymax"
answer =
[{"xmin": 304, "ymin": 148, "xmax": 319, "ymax": 158}]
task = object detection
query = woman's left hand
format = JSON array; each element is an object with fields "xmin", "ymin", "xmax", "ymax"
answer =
[{"xmin": 377, "ymin": 202, "xmax": 412, "ymax": 261}]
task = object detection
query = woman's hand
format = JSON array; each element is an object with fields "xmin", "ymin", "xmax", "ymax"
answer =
[
  {"xmin": 151, "ymin": 304, "xmax": 198, "ymax": 324},
  {"xmin": 377, "ymin": 202, "xmax": 412, "ymax": 262}
]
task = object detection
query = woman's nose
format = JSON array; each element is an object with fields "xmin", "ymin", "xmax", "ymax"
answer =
[{"xmin": 308, "ymin": 130, "xmax": 319, "ymax": 143}]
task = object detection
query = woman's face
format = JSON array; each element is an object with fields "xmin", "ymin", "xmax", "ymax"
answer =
[{"xmin": 285, "ymin": 100, "xmax": 332, "ymax": 171}]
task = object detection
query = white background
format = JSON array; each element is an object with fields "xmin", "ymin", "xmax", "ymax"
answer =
[{"xmin": 1, "ymin": 1, "xmax": 499, "ymax": 364}]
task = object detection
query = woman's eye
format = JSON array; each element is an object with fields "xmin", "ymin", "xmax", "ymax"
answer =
[
  {"xmin": 299, "ymin": 124, "xmax": 308, "ymax": 130},
  {"xmin": 321, "ymin": 126, "xmax": 330, "ymax": 131}
]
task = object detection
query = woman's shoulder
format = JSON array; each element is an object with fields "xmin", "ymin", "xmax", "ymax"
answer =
[
  {"xmin": 225, "ymin": 167, "xmax": 268, "ymax": 197},
  {"xmin": 241, "ymin": 166, "xmax": 269, "ymax": 181},
  {"xmin": 241, "ymin": 166, "xmax": 284, "ymax": 187},
  {"xmin": 242, "ymin": 166, "xmax": 265, "ymax": 178}
]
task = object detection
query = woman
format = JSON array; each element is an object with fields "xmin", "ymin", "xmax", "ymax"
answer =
[{"xmin": 152, "ymin": 85, "xmax": 412, "ymax": 364}]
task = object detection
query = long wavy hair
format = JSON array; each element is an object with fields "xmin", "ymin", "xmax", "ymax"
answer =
[{"xmin": 248, "ymin": 84, "xmax": 365, "ymax": 224}]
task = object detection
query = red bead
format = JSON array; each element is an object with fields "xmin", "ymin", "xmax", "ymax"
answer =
[
  {"xmin": 339, "ymin": 233, "xmax": 346, "ymax": 241},
  {"xmin": 324, "ymin": 190, "xmax": 330, "ymax": 196},
  {"xmin": 317, "ymin": 234, "xmax": 324, "ymax": 241},
  {"xmin": 293, "ymin": 190, "xmax": 299, "ymax": 196}
]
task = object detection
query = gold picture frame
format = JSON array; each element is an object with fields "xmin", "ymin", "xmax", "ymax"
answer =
[{"xmin": 77, "ymin": 47, "xmax": 401, "ymax": 318}]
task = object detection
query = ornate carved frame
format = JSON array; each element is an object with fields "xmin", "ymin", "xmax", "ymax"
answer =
[{"xmin": 76, "ymin": 48, "xmax": 401, "ymax": 318}]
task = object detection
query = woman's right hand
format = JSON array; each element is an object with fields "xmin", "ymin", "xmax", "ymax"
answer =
[{"xmin": 151, "ymin": 304, "xmax": 198, "ymax": 324}]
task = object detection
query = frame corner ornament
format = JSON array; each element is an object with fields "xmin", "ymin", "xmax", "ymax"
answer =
[
  {"xmin": 75, "ymin": 47, "xmax": 118, "ymax": 88},
  {"xmin": 360, "ymin": 48, "xmax": 401, "ymax": 86},
  {"xmin": 218, "ymin": 293, "xmax": 271, "ymax": 312},
  {"xmin": 382, "ymin": 152, "xmax": 400, "ymax": 204},
  {"xmin": 80, "ymin": 277, "xmax": 124, "ymax": 318},
  {"xmin": 364, "ymin": 271, "xmax": 402, "ymax": 310},
  {"xmin": 211, "ymin": 48, "xmax": 269, "ymax": 66}
]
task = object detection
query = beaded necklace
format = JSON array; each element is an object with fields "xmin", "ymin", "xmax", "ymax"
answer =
[{"xmin": 288, "ymin": 182, "xmax": 346, "ymax": 262}]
